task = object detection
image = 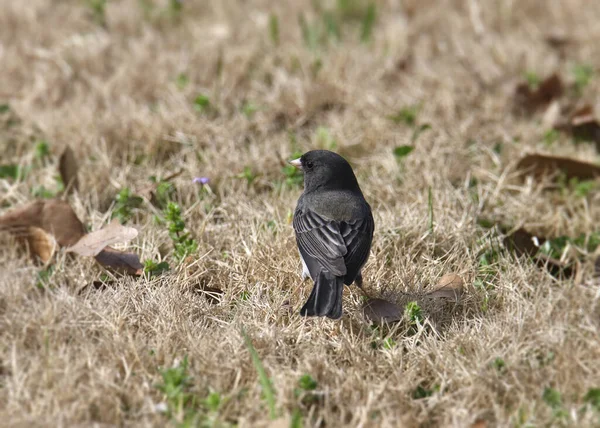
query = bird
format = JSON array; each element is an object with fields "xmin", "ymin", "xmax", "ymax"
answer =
[{"xmin": 289, "ymin": 150, "xmax": 374, "ymax": 319}]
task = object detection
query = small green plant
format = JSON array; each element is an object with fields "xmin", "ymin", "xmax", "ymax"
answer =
[
  {"xmin": 36, "ymin": 266, "xmax": 55, "ymax": 289},
  {"xmin": 382, "ymin": 337, "xmax": 396, "ymax": 350},
  {"xmin": 203, "ymin": 391, "xmax": 222, "ymax": 413},
  {"xmin": 389, "ymin": 106, "xmax": 418, "ymax": 126},
  {"xmin": 175, "ymin": 73, "xmax": 189, "ymax": 90},
  {"xmin": 165, "ymin": 202, "xmax": 198, "ymax": 262},
  {"xmin": 193, "ymin": 94, "xmax": 211, "ymax": 113},
  {"xmin": 112, "ymin": 188, "xmax": 143, "ymax": 224},
  {"xmin": 525, "ymin": 71, "xmax": 541, "ymax": 90},
  {"xmin": 31, "ymin": 185, "xmax": 58, "ymax": 199},
  {"xmin": 0, "ymin": 103, "xmax": 10, "ymax": 113},
  {"xmin": 0, "ymin": 164, "xmax": 21, "ymax": 180},
  {"xmin": 315, "ymin": 127, "xmax": 337, "ymax": 150},
  {"xmin": 298, "ymin": 374, "xmax": 318, "ymax": 391},
  {"xmin": 543, "ymin": 129, "xmax": 559, "ymax": 146},
  {"xmin": 241, "ymin": 329, "xmax": 277, "ymax": 419},
  {"xmin": 299, "ymin": 13, "xmax": 321, "ymax": 50},
  {"xmin": 493, "ymin": 357, "xmax": 506, "ymax": 373},
  {"xmin": 86, "ymin": 0, "xmax": 107, "ymax": 25},
  {"xmin": 411, "ymin": 383, "xmax": 438, "ymax": 399},
  {"xmin": 571, "ymin": 178, "xmax": 596, "ymax": 198},
  {"xmin": 393, "ymin": 145, "xmax": 414, "ymax": 160},
  {"xmin": 241, "ymin": 101, "xmax": 258, "ymax": 118},
  {"xmin": 144, "ymin": 260, "xmax": 170, "ymax": 277},
  {"xmin": 149, "ymin": 176, "xmax": 176, "ymax": 208},
  {"xmin": 543, "ymin": 387, "xmax": 568, "ymax": 419},
  {"xmin": 155, "ymin": 356, "xmax": 198, "ymax": 424},
  {"xmin": 269, "ymin": 14, "xmax": 279, "ymax": 45},
  {"xmin": 295, "ymin": 374, "xmax": 319, "ymax": 406},
  {"xmin": 360, "ymin": 2, "xmax": 376, "ymax": 43},
  {"xmin": 584, "ymin": 388, "xmax": 600, "ymax": 412},
  {"xmin": 34, "ymin": 140, "xmax": 51, "ymax": 163},
  {"xmin": 282, "ymin": 151, "xmax": 304, "ymax": 188},
  {"xmin": 168, "ymin": 0, "xmax": 183, "ymax": 18},
  {"xmin": 404, "ymin": 301, "xmax": 423, "ymax": 326},
  {"xmin": 237, "ymin": 166, "xmax": 257, "ymax": 185},
  {"xmin": 573, "ymin": 64, "xmax": 593, "ymax": 94}
]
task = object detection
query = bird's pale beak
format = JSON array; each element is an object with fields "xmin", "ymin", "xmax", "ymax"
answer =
[{"xmin": 289, "ymin": 158, "xmax": 302, "ymax": 170}]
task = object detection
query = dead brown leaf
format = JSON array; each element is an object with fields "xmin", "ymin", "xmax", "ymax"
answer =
[
  {"xmin": 567, "ymin": 105, "xmax": 600, "ymax": 147},
  {"xmin": 59, "ymin": 145, "xmax": 79, "ymax": 194},
  {"xmin": 516, "ymin": 154, "xmax": 600, "ymax": 181},
  {"xmin": 504, "ymin": 228, "xmax": 575, "ymax": 278},
  {"xmin": 25, "ymin": 226, "xmax": 56, "ymax": 264},
  {"xmin": 427, "ymin": 273, "xmax": 464, "ymax": 301},
  {"xmin": 67, "ymin": 218, "xmax": 138, "ymax": 257},
  {"xmin": 94, "ymin": 246, "xmax": 143, "ymax": 275},
  {"xmin": 515, "ymin": 73, "xmax": 564, "ymax": 112},
  {"xmin": 193, "ymin": 282, "xmax": 224, "ymax": 304},
  {"xmin": 504, "ymin": 228, "xmax": 541, "ymax": 257},
  {"xmin": 471, "ymin": 420, "xmax": 488, "ymax": 428},
  {"xmin": 0, "ymin": 199, "xmax": 86, "ymax": 247},
  {"xmin": 362, "ymin": 298, "xmax": 402, "ymax": 324}
]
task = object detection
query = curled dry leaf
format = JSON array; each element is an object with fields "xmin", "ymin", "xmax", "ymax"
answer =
[
  {"xmin": 427, "ymin": 273, "xmax": 464, "ymax": 301},
  {"xmin": 25, "ymin": 226, "xmax": 56, "ymax": 264},
  {"xmin": 67, "ymin": 218, "xmax": 138, "ymax": 257},
  {"xmin": 515, "ymin": 73, "xmax": 563, "ymax": 112},
  {"xmin": 504, "ymin": 228, "xmax": 541, "ymax": 257},
  {"xmin": 504, "ymin": 228, "xmax": 575, "ymax": 278},
  {"xmin": 516, "ymin": 154, "xmax": 600, "ymax": 181},
  {"xmin": 193, "ymin": 282, "xmax": 224, "ymax": 304},
  {"xmin": 362, "ymin": 298, "xmax": 402, "ymax": 324},
  {"xmin": 59, "ymin": 145, "xmax": 79, "ymax": 194},
  {"xmin": 558, "ymin": 104, "xmax": 600, "ymax": 147},
  {"xmin": 0, "ymin": 199, "xmax": 85, "ymax": 247},
  {"xmin": 94, "ymin": 246, "xmax": 143, "ymax": 276}
]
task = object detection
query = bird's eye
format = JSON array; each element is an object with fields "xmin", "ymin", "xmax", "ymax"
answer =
[{"xmin": 305, "ymin": 161, "xmax": 314, "ymax": 169}]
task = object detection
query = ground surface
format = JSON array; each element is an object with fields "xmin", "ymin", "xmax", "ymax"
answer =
[{"xmin": 1, "ymin": 0, "xmax": 600, "ymax": 427}]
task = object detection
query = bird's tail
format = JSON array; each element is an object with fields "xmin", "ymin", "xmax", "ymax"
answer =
[{"xmin": 300, "ymin": 270, "xmax": 344, "ymax": 319}]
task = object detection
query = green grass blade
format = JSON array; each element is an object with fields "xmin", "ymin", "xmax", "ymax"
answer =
[{"xmin": 241, "ymin": 329, "xmax": 277, "ymax": 419}]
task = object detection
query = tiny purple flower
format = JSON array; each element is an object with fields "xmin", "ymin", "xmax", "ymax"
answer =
[{"xmin": 193, "ymin": 177, "xmax": 210, "ymax": 185}]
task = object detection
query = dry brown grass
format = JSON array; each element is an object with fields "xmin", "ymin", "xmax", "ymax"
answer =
[{"xmin": 1, "ymin": 0, "xmax": 600, "ymax": 426}]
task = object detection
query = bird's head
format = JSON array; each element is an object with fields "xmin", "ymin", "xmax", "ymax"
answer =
[{"xmin": 289, "ymin": 150, "xmax": 359, "ymax": 192}]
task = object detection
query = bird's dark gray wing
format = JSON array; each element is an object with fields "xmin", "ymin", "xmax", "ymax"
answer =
[
  {"xmin": 293, "ymin": 208, "xmax": 347, "ymax": 277},
  {"xmin": 339, "ymin": 212, "xmax": 374, "ymax": 284}
]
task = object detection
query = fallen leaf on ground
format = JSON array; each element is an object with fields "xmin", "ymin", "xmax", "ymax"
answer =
[
  {"xmin": 67, "ymin": 218, "xmax": 138, "ymax": 257},
  {"xmin": 0, "ymin": 199, "xmax": 86, "ymax": 246},
  {"xmin": 515, "ymin": 73, "xmax": 563, "ymax": 112},
  {"xmin": 25, "ymin": 226, "xmax": 56, "ymax": 264},
  {"xmin": 193, "ymin": 282, "xmax": 223, "ymax": 304},
  {"xmin": 504, "ymin": 228, "xmax": 542, "ymax": 257},
  {"xmin": 558, "ymin": 104, "xmax": 600, "ymax": 147},
  {"xmin": 59, "ymin": 145, "xmax": 79, "ymax": 194},
  {"xmin": 427, "ymin": 273, "xmax": 464, "ymax": 300},
  {"xmin": 505, "ymin": 228, "xmax": 575, "ymax": 277},
  {"xmin": 545, "ymin": 31, "xmax": 571, "ymax": 49},
  {"xmin": 471, "ymin": 419, "xmax": 488, "ymax": 428},
  {"xmin": 94, "ymin": 246, "xmax": 143, "ymax": 275},
  {"xmin": 516, "ymin": 154, "xmax": 600, "ymax": 181},
  {"xmin": 362, "ymin": 298, "xmax": 402, "ymax": 324}
]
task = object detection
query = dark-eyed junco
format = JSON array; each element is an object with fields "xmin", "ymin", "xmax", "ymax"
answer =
[{"xmin": 289, "ymin": 150, "xmax": 374, "ymax": 319}]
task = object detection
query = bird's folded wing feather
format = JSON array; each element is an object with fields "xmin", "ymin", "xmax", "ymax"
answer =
[
  {"xmin": 340, "ymin": 215, "xmax": 374, "ymax": 272},
  {"xmin": 293, "ymin": 209, "xmax": 347, "ymax": 276}
]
